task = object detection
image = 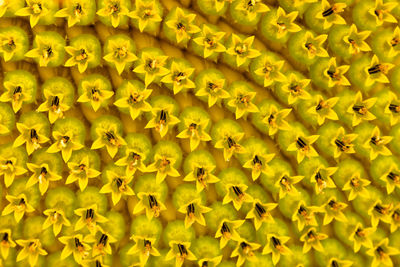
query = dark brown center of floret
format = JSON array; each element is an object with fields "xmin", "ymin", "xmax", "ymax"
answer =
[
  {"xmin": 388, "ymin": 172, "xmax": 400, "ymax": 183},
  {"xmin": 85, "ymin": 208, "xmax": 94, "ymax": 222},
  {"xmin": 252, "ymin": 155, "xmax": 262, "ymax": 170},
  {"xmin": 389, "ymin": 104, "xmax": 400, "ymax": 113},
  {"xmin": 178, "ymin": 243, "xmax": 188, "ymax": 257},
  {"xmin": 74, "ymin": 4, "xmax": 82, "ymax": 16},
  {"xmin": 13, "ymin": 86, "xmax": 22, "ymax": 101},
  {"xmin": 352, "ymin": 105, "xmax": 367, "ymax": 115},
  {"xmin": 187, "ymin": 203, "xmax": 195, "ymax": 217},
  {"xmin": 148, "ymin": 195, "xmax": 160, "ymax": 217},
  {"xmin": 76, "ymin": 49, "xmax": 88, "ymax": 61},
  {"xmin": 98, "ymin": 234, "xmax": 108, "ymax": 247},
  {"xmin": 335, "ymin": 139, "xmax": 350, "ymax": 152},
  {"xmin": 221, "ymin": 222, "xmax": 231, "ymax": 239},
  {"xmin": 232, "ymin": 186, "xmax": 244, "ymax": 199},
  {"xmin": 255, "ymin": 203, "xmax": 266, "ymax": 218}
]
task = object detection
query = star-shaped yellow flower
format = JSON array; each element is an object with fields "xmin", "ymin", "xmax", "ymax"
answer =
[
  {"xmin": 164, "ymin": 7, "xmax": 201, "ymax": 44},
  {"xmin": 1, "ymin": 194, "xmax": 35, "ymax": 223},
  {"xmin": 26, "ymin": 162, "xmax": 62, "ymax": 195},
  {"xmin": 183, "ymin": 162, "xmax": 219, "ymax": 193},
  {"xmin": 343, "ymin": 24, "xmax": 371, "ymax": 55},
  {"xmin": 77, "ymin": 79, "xmax": 114, "ymax": 112},
  {"xmin": 133, "ymin": 51, "xmax": 170, "ymax": 87},
  {"xmin": 133, "ymin": 192, "xmax": 167, "ymax": 219},
  {"xmin": 128, "ymin": 236, "xmax": 160, "ymax": 266},
  {"xmin": 161, "ymin": 61, "xmax": 196, "ymax": 94},
  {"xmin": 64, "ymin": 45, "xmax": 94, "ymax": 73},
  {"xmin": 36, "ymin": 91, "xmax": 70, "ymax": 123},
  {"xmin": 272, "ymin": 7, "xmax": 301, "ymax": 38},
  {"xmin": 0, "ymin": 31, "xmax": 22, "ymax": 62},
  {"xmin": 346, "ymin": 92, "xmax": 377, "ymax": 126},
  {"xmin": 197, "ymin": 256, "xmax": 223, "ymax": 267},
  {"xmin": 0, "ymin": 0, "xmax": 15, "ymax": 18},
  {"xmin": 0, "ymin": 156, "xmax": 27, "ymax": 188},
  {"xmin": 366, "ymin": 238, "xmax": 399, "ymax": 267},
  {"xmin": 222, "ymin": 183, "xmax": 253, "ymax": 210},
  {"xmin": 215, "ymin": 219, "xmax": 244, "ymax": 249},
  {"xmin": 209, "ymin": 0, "xmax": 230, "ymax": 12},
  {"xmin": 24, "ymin": 35, "xmax": 62, "ymax": 67},
  {"xmin": 384, "ymin": 91, "xmax": 400, "ymax": 126},
  {"xmin": 307, "ymin": 95, "xmax": 339, "ymax": 125},
  {"xmin": 328, "ymin": 258, "xmax": 353, "ymax": 267},
  {"xmin": 369, "ymin": 0, "xmax": 398, "ymax": 25},
  {"xmin": 225, "ymin": 34, "xmax": 261, "ymax": 67},
  {"xmin": 177, "ymin": 198, "xmax": 212, "ymax": 228},
  {"xmin": 315, "ymin": 0, "xmax": 347, "ymax": 29},
  {"xmin": 114, "ymin": 83, "xmax": 152, "ymax": 121},
  {"xmin": 242, "ymin": 152, "xmax": 274, "ymax": 181},
  {"xmin": 99, "ymin": 171, "xmax": 135, "ymax": 205},
  {"xmin": 227, "ymin": 91, "xmax": 259, "ymax": 119},
  {"xmin": 42, "ymin": 208, "xmax": 71, "ymax": 236},
  {"xmin": 128, "ymin": 0, "xmax": 162, "ymax": 32},
  {"xmin": 390, "ymin": 205, "xmax": 400, "ymax": 233},
  {"xmin": 176, "ymin": 118, "xmax": 211, "ymax": 151},
  {"xmin": 323, "ymin": 58, "xmax": 351, "ymax": 87},
  {"xmin": 363, "ymin": 126, "xmax": 393, "ymax": 160},
  {"xmin": 254, "ymin": 56, "xmax": 286, "ymax": 87},
  {"xmin": 309, "ymin": 166, "xmax": 337, "ymax": 195},
  {"xmin": 387, "ymin": 26, "xmax": 400, "ymax": 57},
  {"xmin": 59, "ymin": 234, "xmax": 91, "ymax": 264},
  {"xmin": 368, "ymin": 200, "xmax": 393, "ymax": 227},
  {"xmin": 96, "ymin": 0, "xmax": 130, "ymax": 28},
  {"xmin": 145, "ymin": 106, "xmax": 180, "ymax": 138},
  {"xmin": 103, "ymin": 38, "xmax": 137, "ymax": 74},
  {"xmin": 85, "ymin": 227, "xmax": 117, "ymax": 257},
  {"xmin": 301, "ymin": 31, "xmax": 329, "ymax": 59},
  {"xmin": 55, "ymin": 0, "xmax": 91, "ymax": 27},
  {"xmin": 231, "ymin": 239, "xmax": 261, "ymax": 267},
  {"xmin": 364, "ymin": 55, "xmax": 394, "ymax": 86},
  {"xmin": 16, "ymin": 239, "xmax": 47, "ymax": 266},
  {"xmin": 274, "ymin": 173, "xmax": 304, "ymax": 199},
  {"xmin": 13, "ymin": 123, "xmax": 49, "ymax": 155},
  {"xmin": 192, "ymin": 24, "xmax": 226, "ymax": 58},
  {"xmin": 115, "ymin": 148, "xmax": 148, "ymax": 177},
  {"xmin": 235, "ymin": 0, "xmax": 270, "ymax": 21},
  {"xmin": 380, "ymin": 165, "xmax": 400, "ymax": 194},
  {"xmin": 91, "ymin": 125, "xmax": 127, "ymax": 158},
  {"xmin": 74, "ymin": 204, "xmax": 108, "ymax": 234},
  {"xmin": 0, "ymin": 229, "xmax": 16, "ymax": 259},
  {"xmin": 348, "ymin": 223, "xmax": 374, "ymax": 252},
  {"xmin": 287, "ymin": 135, "xmax": 319, "ymax": 163},
  {"xmin": 281, "ymin": 73, "xmax": 311, "ymax": 105},
  {"xmin": 320, "ymin": 197, "xmax": 347, "ymax": 225},
  {"xmin": 261, "ymin": 105, "xmax": 292, "ymax": 136},
  {"xmin": 195, "ymin": 78, "xmax": 230, "ymax": 108},
  {"xmin": 342, "ymin": 172, "xmax": 371, "ymax": 201},
  {"xmin": 47, "ymin": 130, "xmax": 84, "ymax": 162},
  {"xmin": 300, "ymin": 228, "xmax": 328, "ymax": 253},
  {"xmin": 291, "ymin": 201, "xmax": 320, "ymax": 231},
  {"xmin": 331, "ymin": 127, "xmax": 358, "ymax": 158},
  {"xmin": 0, "ymin": 81, "xmax": 33, "ymax": 113},
  {"xmin": 66, "ymin": 156, "xmax": 101, "ymax": 191},
  {"xmin": 245, "ymin": 200, "xmax": 277, "ymax": 230},
  {"xmin": 262, "ymin": 234, "xmax": 291, "ymax": 265},
  {"xmin": 146, "ymin": 153, "xmax": 180, "ymax": 184},
  {"xmin": 15, "ymin": 0, "xmax": 49, "ymax": 27},
  {"xmin": 215, "ymin": 132, "xmax": 246, "ymax": 162},
  {"xmin": 165, "ymin": 241, "xmax": 197, "ymax": 267}
]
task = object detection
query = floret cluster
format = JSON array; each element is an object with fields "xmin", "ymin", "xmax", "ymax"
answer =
[{"xmin": 0, "ymin": 0, "xmax": 400, "ymax": 267}]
